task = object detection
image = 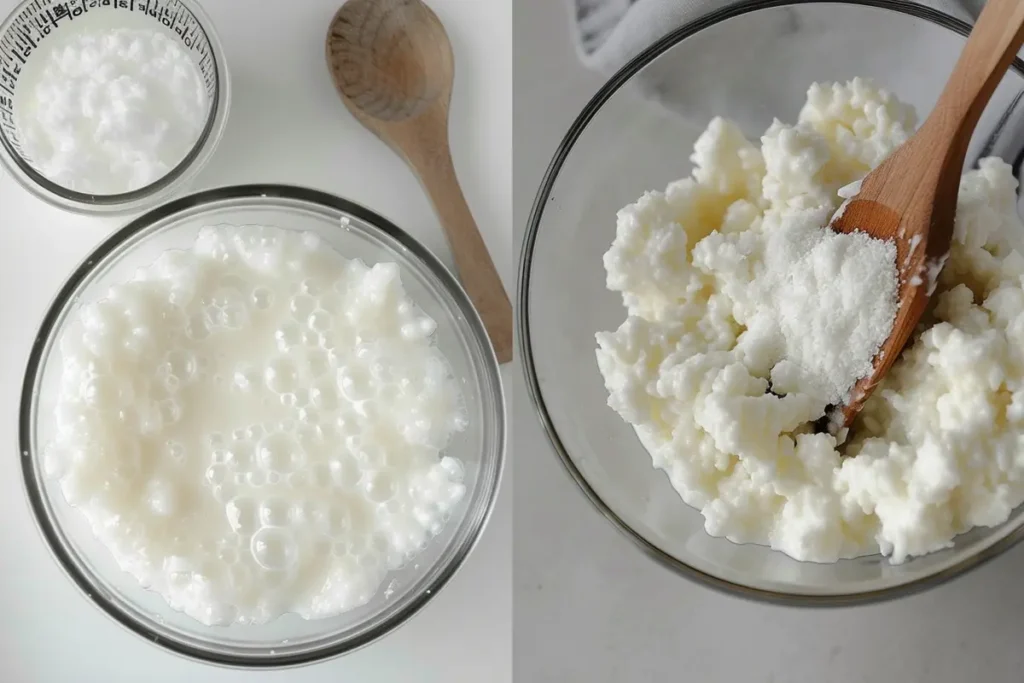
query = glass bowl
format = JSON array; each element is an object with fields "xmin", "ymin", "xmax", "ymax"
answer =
[
  {"xmin": 0, "ymin": 0, "xmax": 230, "ymax": 214},
  {"xmin": 519, "ymin": 0, "xmax": 1024, "ymax": 605},
  {"xmin": 20, "ymin": 185, "xmax": 505, "ymax": 666}
]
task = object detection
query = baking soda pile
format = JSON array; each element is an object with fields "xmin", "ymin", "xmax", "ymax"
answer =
[{"xmin": 708, "ymin": 207, "xmax": 898, "ymax": 405}]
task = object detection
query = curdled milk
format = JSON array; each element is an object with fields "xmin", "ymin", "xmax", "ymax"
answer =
[
  {"xmin": 14, "ymin": 26, "xmax": 208, "ymax": 195},
  {"xmin": 45, "ymin": 224, "xmax": 468, "ymax": 625},
  {"xmin": 597, "ymin": 78, "xmax": 1024, "ymax": 564}
]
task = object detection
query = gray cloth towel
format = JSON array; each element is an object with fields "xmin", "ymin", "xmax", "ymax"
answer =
[
  {"xmin": 572, "ymin": 0, "xmax": 985, "ymax": 74},
  {"xmin": 568, "ymin": 0, "xmax": 1024, "ymax": 179}
]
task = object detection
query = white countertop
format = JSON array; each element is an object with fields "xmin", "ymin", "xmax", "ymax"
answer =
[
  {"xmin": 0, "ymin": 0, "xmax": 510, "ymax": 680},
  {"xmin": 513, "ymin": 0, "xmax": 1024, "ymax": 681}
]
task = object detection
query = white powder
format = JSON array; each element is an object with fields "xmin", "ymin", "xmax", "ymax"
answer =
[
  {"xmin": 15, "ymin": 28, "xmax": 207, "ymax": 195},
  {"xmin": 728, "ymin": 219, "xmax": 897, "ymax": 405}
]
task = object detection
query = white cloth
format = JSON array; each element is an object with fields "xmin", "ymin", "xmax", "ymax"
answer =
[{"xmin": 573, "ymin": 0, "xmax": 984, "ymax": 74}]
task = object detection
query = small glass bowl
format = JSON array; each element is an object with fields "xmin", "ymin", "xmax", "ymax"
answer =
[
  {"xmin": 0, "ymin": 0, "xmax": 230, "ymax": 214},
  {"xmin": 20, "ymin": 186, "xmax": 506, "ymax": 666},
  {"xmin": 520, "ymin": 0, "xmax": 1024, "ymax": 605}
]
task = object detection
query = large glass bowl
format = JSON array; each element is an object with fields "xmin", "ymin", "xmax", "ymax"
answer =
[
  {"xmin": 519, "ymin": 0, "xmax": 1024, "ymax": 605},
  {"xmin": 20, "ymin": 186, "xmax": 505, "ymax": 666}
]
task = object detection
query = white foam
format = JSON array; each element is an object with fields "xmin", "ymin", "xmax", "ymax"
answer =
[{"xmin": 46, "ymin": 224, "xmax": 468, "ymax": 625}]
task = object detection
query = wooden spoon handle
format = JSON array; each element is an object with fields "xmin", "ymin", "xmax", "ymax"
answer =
[
  {"xmin": 932, "ymin": 0, "xmax": 1024, "ymax": 135},
  {"xmin": 411, "ymin": 147, "xmax": 513, "ymax": 364}
]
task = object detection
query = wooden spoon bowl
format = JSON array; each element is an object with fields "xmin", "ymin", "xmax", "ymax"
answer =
[
  {"xmin": 829, "ymin": 0, "xmax": 1024, "ymax": 432},
  {"xmin": 328, "ymin": 0, "xmax": 449, "ymax": 122}
]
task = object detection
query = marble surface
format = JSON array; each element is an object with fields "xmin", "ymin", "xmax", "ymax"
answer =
[
  {"xmin": 513, "ymin": 0, "xmax": 1024, "ymax": 681},
  {"xmin": 0, "ymin": 0, "xmax": 510, "ymax": 680}
]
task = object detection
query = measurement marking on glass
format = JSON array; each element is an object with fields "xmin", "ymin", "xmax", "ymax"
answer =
[
  {"xmin": 0, "ymin": 0, "xmax": 219, "ymax": 152},
  {"xmin": 0, "ymin": 0, "xmax": 215, "ymax": 97}
]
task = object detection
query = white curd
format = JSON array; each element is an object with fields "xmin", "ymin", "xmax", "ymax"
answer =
[
  {"xmin": 45, "ymin": 224, "xmax": 468, "ymax": 625},
  {"xmin": 597, "ymin": 78, "xmax": 1024, "ymax": 564},
  {"xmin": 15, "ymin": 27, "xmax": 207, "ymax": 195}
]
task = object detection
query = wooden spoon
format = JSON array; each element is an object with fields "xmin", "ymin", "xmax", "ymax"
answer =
[
  {"xmin": 829, "ymin": 0, "xmax": 1024, "ymax": 433},
  {"xmin": 325, "ymin": 0, "xmax": 513, "ymax": 364}
]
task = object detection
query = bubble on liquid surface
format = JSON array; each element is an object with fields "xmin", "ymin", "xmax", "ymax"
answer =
[
  {"xmin": 362, "ymin": 470, "xmax": 397, "ymax": 503},
  {"xmin": 219, "ymin": 304, "xmax": 248, "ymax": 330},
  {"xmin": 307, "ymin": 310, "xmax": 332, "ymax": 333},
  {"xmin": 251, "ymin": 286, "xmax": 274, "ymax": 310},
  {"xmin": 165, "ymin": 440, "xmax": 185, "ymax": 461},
  {"xmin": 232, "ymin": 443, "xmax": 256, "ymax": 469},
  {"xmin": 287, "ymin": 471, "xmax": 310, "ymax": 491},
  {"xmin": 338, "ymin": 365, "xmax": 373, "ymax": 402},
  {"xmin": 211, "ymin": 448, "xmax": 233, "ymax": 465},
  {"xmin": 306, "ymin": 350, "xmax": 330, "ymax": 378},
  {"xmin": 211, "ymin": 483, "xmax": 234, "ymax": 504},
  {"xmin": 298, "ymin": 276, "xmax": 324, "ymax": 295},
  {"xmin": 355, "ymin": 442, "xmax": 387, "ymax": 468},
  {"xmin": 158, "ymin": 398, "xmax": 182, "ymax": 425},
  {"xmin": 369, "ymin": 360, "xmax": 394, "ymax": 384},
  {"xmin": 275, "ymin": 322, "xmax": 302, "ymax": 352},
  {"xmin": 226, "ymin": 496, "xmax": 259, "ymax": 534},
  {"xmin": 257, "ymin": 432, "xmax": 304, "ymax": 471},
  {"xmin": 259, "ymin": 496, "xmax": 295, "ymax": 527},
  {"xmin": 310, "ymin": 381, "xmax": 340, "ymax": 412},
  {"xmin": 246, "ymin": 471, "xmax": 267, "ymax": 488},
  {"xmin": 289, "ymin": 294, "xmax": 315, "ymax": 319},
  {"xmin": 264, "ymin": 357, "xmax": 301, "ymax": 394},
  {"xmin": 206, "ymin": 464, "xmax": 229, "ymax": 487},
  {"xmin": 162, "ymin": 349, "xmax": 197, "ymax": 382},
  {"xmin": 233, "ymin": 364, "xmax": 260, "ymax": 392},
  {"xmin": 161, "ymin": 373, "xmax": 181, "ymax": 393},
  {"xmin": 401, "ymin": 317, "xmax": 437, "ymax": 342},
  {"xmin": 250, "ymin": 527, "xmax": 298, "ymax": 571},
  {"xmin": 440, "ymin": 456, "xmax": 464, "ymax": 480},
  {"xmin": 330, "ymin": 457, "xmax": 361, "ymax": 488}
]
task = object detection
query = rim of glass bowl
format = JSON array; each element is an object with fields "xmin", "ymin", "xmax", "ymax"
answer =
[
  {"xmin": 0, "ymin": 0, "xmax": 231, "ymax": 215},
  {"xmin": 518, "ymin": 0, "xmax": 1024, "ymax": 608},
  {"xmin": 19, "ymin": 184, "xmax": 506, "ymax": 667}
]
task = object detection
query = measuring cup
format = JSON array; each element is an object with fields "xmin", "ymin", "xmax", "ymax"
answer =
[{"xmin": 0, "ymin": 0, "xmax": 230, "ymax": 214}]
